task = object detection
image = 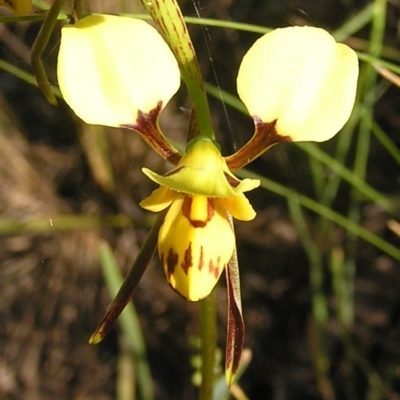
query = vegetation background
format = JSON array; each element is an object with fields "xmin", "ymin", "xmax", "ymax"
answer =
[{"xmin": 0, "ymin": 0, "xmax": 399, "ymax": 399}]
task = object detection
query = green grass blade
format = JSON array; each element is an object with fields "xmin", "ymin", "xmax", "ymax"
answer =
[
  {"xmin": 333, "ymin": 2, "xmax": 374, "ymax": 41},
  {"xmin": 236, "ymin": 169, "xmax": 400, "ymax": 262},
  {"xmin": 99, "ymin": 241, "xmax": 154, "ymax": 400},
  {"xmin": 205, "ymin": 83, "xmax": 398, "ymax": 215},
  {"xmin": 371, "ymin": 120, "xmax": 400, "ymax": 165}
]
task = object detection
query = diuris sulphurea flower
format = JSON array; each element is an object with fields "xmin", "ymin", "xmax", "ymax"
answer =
[
  {"xmin": 57, "ymin": 13, "xmax": 358, "ymax": 300},
  {"xmin": 140, "ymin": 137, "xmax": 259, "ymax": 301},
  {"xmin": 57, "ymin": 11, "xmax": 358, "ymax": 384}
]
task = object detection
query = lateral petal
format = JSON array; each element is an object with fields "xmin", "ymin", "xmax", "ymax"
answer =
[
  {"xmin": 57, "ymin": 15, "xmax": 181, "ymax": 127},
  {"xmin": 237, "ymin": 26, "xmax": 358, "ymax": 142}
]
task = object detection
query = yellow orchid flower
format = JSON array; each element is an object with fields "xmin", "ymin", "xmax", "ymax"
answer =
[
  {"xmin": 140, "ymin": 137, "xmax": 259, "ymax": 301},
  {"xmin": 57, "ymin": 16, "xmax": 358, "ymax": 303},
  {"xmin": 57, "ymin": 10, "xmax": 359, "ymax": 387},
  {"xmin": 0, "ymin": 0, "xmax": 31, "ymax": 15}
]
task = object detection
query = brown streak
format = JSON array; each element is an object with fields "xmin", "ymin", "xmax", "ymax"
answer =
[
  {"xmin": 225, "ymin": 118, "xmax": 291, "ymax": 171},
  {"xmin": 122, "ymin": 102, "xmax": 181, "ymax": 166},
  {"xmin": 225, "ymin": 265, "xmax": 245, "ymax": 386},
  {"xmin": 165, "ymin": 249, "xmax": 179, "ymax": 278},
  {"xmin": 181, "ymin": 243, "xmax": 193, "ymax": 275},
  {"xmin": 207, "ymin": 198, "xmax": 214, "ymax": 221},
  {"xmin": 164, "ymin": 166, "xmax": 184, "ymax": 177},
  {"xmin": 198, "ymin": 246, "xmax": 205, "ymax": 271},
  {"xmin": 208, "ymin": 257, "xmax": 221, "ymax": 279},
  {"xmin": 223, "ymin": 173, "xmax": 240, "ymax": 188}
]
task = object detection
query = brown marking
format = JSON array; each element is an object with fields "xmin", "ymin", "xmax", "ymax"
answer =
[
  {"xmin": 225, "ymin": 264, "xmax": 245, "ymax": 386},
  {"xmin": 225, "ymin": 118, "xmax": 292, "ymax": 171},
  {"xmin": 164, "ymin": 166, "xmax": 184, "ymax": 177},
  {"xmin": 207, "ymin": 198, "xmax": 214, "ymax": 220},
  {"xmin": 224, "ymin": 173, "xmax": 240, "ymax": 188},
  {"xmin": 198, "ymin": 246, "xmax": 205, "ymax": 271},
  {"xmin": 122, "ymin": 102, "xmax": 181, "ymax": 166},
  {"xmin": 181, "ymin": 243, "xmax": 193, "ymax": 275},
  {"xmin": 182, "ymin": 196, "xmax": 215, "ymax": 228},
  {"xmin": 208, "ymin": 257, "xmax": 222, "ymax": 279},
  {"xmin": 164, "ymin": 248, "xmax": 179, "ymax": 278}
]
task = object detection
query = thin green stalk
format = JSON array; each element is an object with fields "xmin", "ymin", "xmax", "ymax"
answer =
[
  {"xmin": 205, "ymin": 83, "xmax": 398, "ymax": 216},
  {"xmin": 344, "ymin": 0, "xmax": 387, "ymax": 345},
  {"xmin": 236, "ymin": 169, "xmax": 400, "ymax": 262},
  {"xmin": 126, "ymin": 14, "xmax": 272, "ymax": 34},
  {"xmin": 80, "ymin": 125, "xmax": 115, "ymax": 192},
  {"xmin": 288, "ymin": 196, "xmax": 333, "ymax": 400},
  {"xmin": 140, "ymin": 0, "xmax": 214, "ymax": 140},
  {"xmin": 330, "ymin": 247, "xmax": 353, "ymax": 331},
  {"xmin": 333, "ymin": 2, "xmax": 374, "ymax": 41},
  {"xmin": 319, "ymin": 106, "xmax": 359, "ymax": 210},
  {"xmin": 31, "ymin": 0, "xmax": 66, "ymax": 104},
  {"xmin": 357, "ymin": 53, "xmax": 400, "ymax": 74},
  {"xmin": 297, "ymin": 142, "xmax": 397, "ymax": 215},
  {"xmin": 0, "ymin": 58, "xmax": 61, "ymax": 98},
  {"xmin": 199, "ymin": 291, "xmax": 217, "ymax": 400},
  {"xmin": 371, "ymin": 120, "xmax": 400, "ymax": 165},
  {"xmin": 99, "ymin": 242, "xmax": 154, "ymax": 400}
]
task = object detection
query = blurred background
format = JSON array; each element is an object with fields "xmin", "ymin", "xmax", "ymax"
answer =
[{"xmin": 0, "ymin": 0, "xmax": 400, "ymax": 399}]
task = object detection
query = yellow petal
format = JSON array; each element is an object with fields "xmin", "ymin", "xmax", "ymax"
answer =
[
  {"xmin": 142, "ymin": 138, "xmax": 260, "ymax": 198},
  {"xmin": 222, "ymin": 194, "xmax": 256, "ymax": 221},
  {"xmin": 158, "ymin": 194, "xmax": 235, "ymax": 301},
  {"xmin": 0, "ymin": 0, "xmax": 31, "ymax": 15},
  {"xmin": 140, "ymin": 186, "xmax": 176, "ymax": 212},
  {"xmin": 237, "ymin": 26, "xmax": 359, "ymax": 142},
  {"xmin": 57, "ymin": 14, "xmax": 180, "ymax": 127}
]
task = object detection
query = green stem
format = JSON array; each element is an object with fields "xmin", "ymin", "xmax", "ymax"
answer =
[
  {"xmin": 140, "ymin": 0, "xmax": 214, "ymax": 141},
  {"xmin": 199, "ymin": 291, "xmax": 217, "ymax": 400},
  {"xmin": 31, "ymin": 0, "xmax": 66, "ymax": 104}
]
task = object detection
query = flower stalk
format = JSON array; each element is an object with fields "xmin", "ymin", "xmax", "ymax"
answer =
[
  {"xmin": 199, "ymin": 291, "xmax": 217, "ymax": 400},
  {"xmin": 140, "ymin": 0, "xmax": 214, "ymax": 141}
]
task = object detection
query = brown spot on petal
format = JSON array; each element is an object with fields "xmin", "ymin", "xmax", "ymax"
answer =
[
  {"xmin": 209, "ymin": 257, "xmax": 222, "ymax": 279},
  {"xmin": 181, "ymin": 243, "xmax": 193, "ymax": 275},
  {"xmin": 182, "ymin": 196, "xmax": 214, "ymax": 228},
  {"xmin": 198, "ymin": 246, "xmax": 205, "ymax": 271},
  {"xmin": 164, "ymin": 248, "xmax": 179, "ymax": 278}
]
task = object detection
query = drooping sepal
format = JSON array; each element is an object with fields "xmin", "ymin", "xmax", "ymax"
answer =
[
  {"xmin": 89, "ymin": 210, "xmax": 166, "ymax": 344},
  {"xmin": 225, "ymin": 242, "xmax": 245, "ymax": 387}
]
